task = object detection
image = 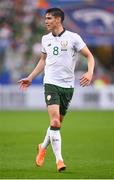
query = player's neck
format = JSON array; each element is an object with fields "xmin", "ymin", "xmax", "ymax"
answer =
[{"xmin": 52, "ymin": 25, "xmax": 64, "ymax": 37}]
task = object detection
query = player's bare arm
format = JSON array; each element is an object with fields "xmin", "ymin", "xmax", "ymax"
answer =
[
  {"xmin": 79, "ymin": 46, "xmax": 95, "ymax": 87},
  {"xmin": 18, "ymin": 53, "xmax": 47, "ymax": 90}
]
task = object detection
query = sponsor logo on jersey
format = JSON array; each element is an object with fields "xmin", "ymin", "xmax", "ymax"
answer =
[
  {"xmin": 61, "ymin": 41, "xmax": 68, "ymax": 51},
  {"xmin": 47, "ymin": 43, "xmax": 51, "ymax": 46}
]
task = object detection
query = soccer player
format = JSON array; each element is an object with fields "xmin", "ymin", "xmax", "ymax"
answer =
[{"xmin": 18, "ymin": 8, "xmax": 95, "ymax": 172}]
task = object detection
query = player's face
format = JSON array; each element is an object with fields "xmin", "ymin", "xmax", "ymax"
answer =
[{"xmin": 45, "ymin": 13, "xmax": 60, "ymax": 31}]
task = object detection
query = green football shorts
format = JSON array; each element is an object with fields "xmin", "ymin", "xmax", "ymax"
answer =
[{"xmin": 44, "ymin": 83, "xmax": 74, "ymax": 116}]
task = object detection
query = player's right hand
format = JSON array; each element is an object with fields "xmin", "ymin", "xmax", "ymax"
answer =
[{"xmin": 18, "ymin": 77, "xmax": 32, "ymax": 90}]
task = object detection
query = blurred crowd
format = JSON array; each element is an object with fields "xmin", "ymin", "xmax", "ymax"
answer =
[
  {"xmin": 0, "ymin": 0, "xmax": 114, "ymax": 86},
  {"xmin": 0, "ymin": 0, "xmax": 45, "ymax": 84}
]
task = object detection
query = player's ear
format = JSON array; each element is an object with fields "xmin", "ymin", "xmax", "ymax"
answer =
[{"xmin": 56, "ymin": 17, "xmax": 61, "ymax": 23}]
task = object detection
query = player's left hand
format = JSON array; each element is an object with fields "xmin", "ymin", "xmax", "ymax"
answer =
[{"xmin": 80, "ymin": 72, "xmax": 93, "ymax": 87}]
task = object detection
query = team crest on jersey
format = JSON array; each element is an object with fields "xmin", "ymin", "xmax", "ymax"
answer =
[
  {"xmin": 61, "ymin": 41, "xmax": 68, "ymax": 51},
  {"xmin": 47, "ymin": 95, "xmax": 51, "ymax": 101}
]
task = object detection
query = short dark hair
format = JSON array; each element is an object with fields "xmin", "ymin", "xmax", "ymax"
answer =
[{"xmin": 45, "ymin": 8, "xmax": 65, "ymax": 23}]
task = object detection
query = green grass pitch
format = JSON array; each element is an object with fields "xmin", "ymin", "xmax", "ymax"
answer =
[{"xmin": 0, "ymin": 110, "xmax": 114, "ymax": 179}]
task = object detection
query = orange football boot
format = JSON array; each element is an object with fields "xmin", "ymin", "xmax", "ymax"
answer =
[
  {"xmin": 57, "ymin": 160, "xmax": 66, "ymax": 172},
  {"xmin": 36, "ymin": 144, "xmax": 46, "ymax": 167}
]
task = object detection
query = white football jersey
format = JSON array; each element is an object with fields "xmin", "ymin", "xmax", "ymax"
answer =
[{"xmin": 42, "ymin": 29, "xmax": 86, "ymax": 88}]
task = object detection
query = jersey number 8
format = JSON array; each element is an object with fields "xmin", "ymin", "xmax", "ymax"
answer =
[{"xmin": 53, "ymin": 46, "xmax": 59, "ymax": 55}]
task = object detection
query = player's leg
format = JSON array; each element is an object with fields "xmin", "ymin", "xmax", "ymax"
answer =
[
  {"xmin": 36, "ymin": 114, "xmax": 63, "ymax": 166},
  {"xmin": 36, "ymin": 84, "xmax": 73, "ymax": 169},
  {"xmin": 46, "ymin": 85, "xmax": 74, "ymax": 171},
  {"xmin": 36, "ymin": 107, "xmax": 65, "ymax": 168},
  {"xmin": 36, "ymin": 84, "xmax": 60, "ymax": 167},
  {"xmin": 48, "ymin": 104, "xmax": 66, "ymax": 171}
]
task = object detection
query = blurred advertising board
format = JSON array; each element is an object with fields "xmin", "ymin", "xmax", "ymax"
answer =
[{"xmin": 0, "ymin": 85, "xmax": 114, "ymax": 110}]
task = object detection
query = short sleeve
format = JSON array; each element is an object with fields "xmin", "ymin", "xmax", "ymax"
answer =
[
  {"xmin": 74, "ymin": 34, "xmax": 86, "ymax": 52},
  {"xmin": 41, "ymin": 37, "xmax": 46, "ymax": 54}
]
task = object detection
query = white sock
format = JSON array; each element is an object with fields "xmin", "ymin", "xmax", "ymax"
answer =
[
  {"xmin": 50, "ymin": 129, "xmax": 63, "ymax": 163},
  {"xmin": 41, "ymin": 127, "xmax": 50, "ymax": 149}
]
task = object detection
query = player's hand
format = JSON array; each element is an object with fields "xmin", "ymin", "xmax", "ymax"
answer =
[
  {"xmin": 80, "ymin": 72, "xmax": 93, "ymax": 87},
  {"xmin": 18, "ymin": 77, "xmax": 32, "ymax": 90}
]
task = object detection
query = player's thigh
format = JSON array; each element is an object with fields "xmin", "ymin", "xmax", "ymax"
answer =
[
  {"xmin": 48, "ymin": 105, "xmax": 64, "ymax": 126},
  {"xmin": 47, "ymin": 104, "xmax": 60, "ymax": 119},
  {"xmin": 48, "ymin": 104, "xmax": 61, "ymax": 127}
]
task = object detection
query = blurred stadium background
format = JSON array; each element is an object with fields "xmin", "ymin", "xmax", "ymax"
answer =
[
  {"xmin": 0, "ymin": 0, "xmax": 114, "ymax": 110},
  {"xmin": 0, "ymin": 0, "xmax": 114, "ymax": 179}
]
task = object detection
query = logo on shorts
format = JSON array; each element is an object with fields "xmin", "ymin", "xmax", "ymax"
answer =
[{"xmin": 47, "ymin": 95, "xmax": 51, "ymax": 101}]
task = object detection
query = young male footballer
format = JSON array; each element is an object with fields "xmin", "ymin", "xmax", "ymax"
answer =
[{"xmin": 18, "ymin": 8, "xmax": 95, "ymax": 172}]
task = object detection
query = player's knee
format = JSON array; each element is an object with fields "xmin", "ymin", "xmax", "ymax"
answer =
[
  {"xmin": 50, "ymin": 118, "xmax": 60, "ymax": 128},
  {"xmin": 49, "ymin": 109, "xmax": 60, "ymax": 127}
]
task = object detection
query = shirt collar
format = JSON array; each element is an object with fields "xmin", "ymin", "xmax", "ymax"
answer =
[{"xmin": 52, "ymin": 28, "xmax": 65, "ymax": 37}]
